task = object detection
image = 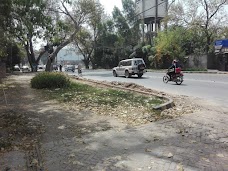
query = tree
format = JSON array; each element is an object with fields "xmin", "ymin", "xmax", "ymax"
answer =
[
  {"xmin": 0, "ymin": 0, "xmax": 12, "ymax": 59},
  {"xmin": 6, "ymin": 0, "xmax": 52, "ymax": 71},
  {"xmin": 168, "ymin": 0, "xmax": 228, "ymax": 55},
  {"xmin": 72, "ymin": 0, "xmax": 103, "ymax": 69},
  {"xmin": 112, "ymin": 6, "xmax": 132, "ymax": 46},
  {"xmin": 218, "ymin": 26, "xmax": 228, "ymax": 38},
  {"xmin": 92, "ymin": 20, "xmax": 120, "ymax": 68},
  {"xmin": 74, "ymin": 29, "xmax": 94, "ymax": 69},
  {"xmin": 195, "ymin": 0, "xmax": 227, "ymax": 54},
  {"xmin": 153, "ymin": 26, "xmax": 194, "ymax": 68},
  {"xmin": 0, "ymin": 0, "xmax": 12, "ymax": 30},
  {"xmin": 5, "ymin": 42, "xmax": 24, "ymax": 68},
  {"xmin": 121, "ymin": 0, "xmax": 140, "ymax": 46},
  {"xmin": 91, "ymin": 0, "xmax": 142, "ymax": 69},
  {"xmin": 45, "ymin": 0, "xmax": 102, "ymax": 71}
]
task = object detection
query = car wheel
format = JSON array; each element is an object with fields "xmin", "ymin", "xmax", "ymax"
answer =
[
  {"xmin": 125, "ymin": 70, "xmax": 130, "ymax": 78},
  {"xmin": 138, "ymin": 74, "xmax": 143, "ymax": 78},
  {"xmin": 113, "ymin": 70, "xmax": 118, "ymax": 77}
]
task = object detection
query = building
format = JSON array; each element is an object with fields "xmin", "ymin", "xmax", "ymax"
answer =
[
  {"xmin": 214, "ymin": 39, "xmax": 228, "ymax": 71},
  {"xmin": 56, "ymin": 48, "xmax": 83, "ymax": 65},
  {"xmin": 135, "ymin": 0, "xmax": 168, "ymax": 43}
]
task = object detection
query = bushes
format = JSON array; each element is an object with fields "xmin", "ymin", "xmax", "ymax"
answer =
[{"xmin": 31, "ymin": 72, "xmax": 70, "ymax": 89}]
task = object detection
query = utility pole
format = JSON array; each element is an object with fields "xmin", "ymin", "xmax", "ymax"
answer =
[
  {"xmin": 155, "ymin": 0, "xmax": 158, "ymax": 33},
  {"xmin": 142, "ymin": 0, "xmax": 145, "ymax": 43}
]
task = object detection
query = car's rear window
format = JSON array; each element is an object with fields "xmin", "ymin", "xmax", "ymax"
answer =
[{"xmin": 134, "ymin": 60, "xmax": 144, "ymax": 65}]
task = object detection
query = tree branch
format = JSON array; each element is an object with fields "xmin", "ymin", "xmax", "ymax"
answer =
[
  {"xmin": 61, "ymin": 1, "xmax": 78, "ymax": 28},
  {"xmin": 36, "ymin": 50, "xmax": 47, "ymax": 64},
  {"xmin": 208, "ymin": 0, "xmax": 227, "ymax": 20}
]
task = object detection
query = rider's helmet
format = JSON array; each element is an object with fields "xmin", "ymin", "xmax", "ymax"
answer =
[{"xmin": 173, "ymin": 59, "xmax": 177, "ymax": 64}]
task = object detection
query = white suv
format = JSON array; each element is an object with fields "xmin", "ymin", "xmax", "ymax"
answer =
[{"xmin": 112, "ymin": 58, "xmax": 146, "ymax": 78}]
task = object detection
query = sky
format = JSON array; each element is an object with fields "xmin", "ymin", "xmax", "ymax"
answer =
[{"xmin": 99, "ymin": 0, "xmax": 123, "ymax": 14}]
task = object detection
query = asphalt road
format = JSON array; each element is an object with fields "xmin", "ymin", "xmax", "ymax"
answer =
[{"xmin": 68, "ymin": 70, "xmax": 228, "ymax": 106}]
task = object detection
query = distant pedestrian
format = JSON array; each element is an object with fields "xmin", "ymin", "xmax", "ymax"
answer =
[
  {"xmin": 78, "ymin": 64, "xmax": 82, "ymax": 76},
  {"xmin": 59, "ymin": 64, "xmax": 62, "ymax": 72}
]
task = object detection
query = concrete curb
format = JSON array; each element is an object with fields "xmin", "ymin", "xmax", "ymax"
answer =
[
  {"xmin": 70, "ymin": 76, "xmax": 175, "ymax": 111},
  {"xmin": 147, "ymin": 70, "xmax": 228, "ymax": 74},
  {"xmin": 183, "ymin": 71, "xmax": 228, "ymax": 74}
]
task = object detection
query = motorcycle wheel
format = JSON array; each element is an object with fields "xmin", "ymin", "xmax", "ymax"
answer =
[
  {"xmin": 176, "ymin": 76, "xmax": 183, "ymax": 85},
  {"xmin": 163, "ymin": 75, "xmax": 169, "ymax": 83}
]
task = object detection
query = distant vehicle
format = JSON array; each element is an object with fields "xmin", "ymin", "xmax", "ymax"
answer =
[
  {"xmin": 13, "ymin": 65, "xmax": 20, "ymax": 71},
  {"xmin": 112, "ymin": 58, "xmax": 146, "ymax": 78},
  {"xmin": 53, "ymin": 65, "xmax": 58, "ymax": 71},
  {"xmin": 21, "ymin": 65, "xmax": 30, "ymax": 72},
  {"xmin": 65, "ymin": 65, "xmax": 75, "ymax": 72},
  {"xmin": 37, "ymin": 65, "xmax": 45, "ymax": 71}
]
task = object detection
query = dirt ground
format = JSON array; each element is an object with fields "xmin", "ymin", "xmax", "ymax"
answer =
[{"xmin": 0, "ymin": 72, "xmax": 219, "ymax": 171}]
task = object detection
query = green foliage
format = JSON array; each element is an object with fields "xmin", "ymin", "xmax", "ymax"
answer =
[
  {"xmin": 0, "ymin": 0, "xmax": 12, "ymax": 30},
  {"xmin": 0, "ymin": 0, "xmax": 12, "ymax": 59},
  {"xmin": 122, "ymin": 0, "xmax": 136, "ymax": 24},
  {"xmin": 92, "ymin": 0, "xmax": 140, "ymax": 68},
  {"xmin": 45, "ymin": 81, "xmax": 163, "ymax": 108},
  {"xmin": 0, "ymin": 33, "xmax": 7, "ymax": 59},
  {"xmin": 31, "ymin": 72, "xmax": 70, "ymax": 89},
  {"xmin": 11, "ymin": 0, "xmax": 51, "ymax": 37},
  {"xmin": 5, "ymin": 42, "xmax": 23, "ymax": 68},
  {"xmin": 3, "ymin": 0, "xmax": 53, "ymax": 70},
  {"xmin": 152, "ymin": 26, "xmax": 200, "ymax": 68},
  {"xmin": 168, "ymin": 0, "xmax": 227, "ymax": 55}
]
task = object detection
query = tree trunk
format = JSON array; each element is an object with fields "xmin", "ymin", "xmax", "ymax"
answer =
[
  {"xmin": 45, "ymin": 31, "xmax": 77, "ymax": 72},
  {"xmin": 29, "ymin": 37, "xmax": 37, "ymax": 72},
  {"xmin": 24, "ymin": 38, "xmax": 37, "ymax": 72},
  {"xmin": 35, "ymin": 50, "xmax": 48, "ymax": 67},
  {"xmin": 25, "ymin": 44, "xmax": 33, "ymax": 69},
  {"xmin": 83, "ymin": 58, "xmax": 90, "ymax": 69},
  {"xmin": 45, "ymin": 40, "xmax": 72, "ymax": 72}
]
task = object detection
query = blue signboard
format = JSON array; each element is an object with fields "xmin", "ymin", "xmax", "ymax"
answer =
[{"xmin": 215, "ymin": 39, "xmax": 228, "ymax": 47}]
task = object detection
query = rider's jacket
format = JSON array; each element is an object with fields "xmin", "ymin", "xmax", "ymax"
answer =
[{"xmin": 168, "ymin": 63, "xmax": 176, "ymax": 73}]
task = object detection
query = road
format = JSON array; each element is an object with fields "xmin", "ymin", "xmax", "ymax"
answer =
[{"xmin": 68, "ymin": 70, "xmax": 228, "ymax": 106}]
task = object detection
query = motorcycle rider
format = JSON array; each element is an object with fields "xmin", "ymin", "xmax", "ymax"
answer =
[{"xmin": 167, "ymin": 59, "xmax": 177, "ymax": 80}]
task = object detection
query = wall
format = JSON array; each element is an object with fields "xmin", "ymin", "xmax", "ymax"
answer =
[
  {"xmin": 185, "ymin": 54, "xmax": 207, "ymax": 69},
  {"xmin": 207, "ymin": 53, "xmax": 217, "ymax": 69}
]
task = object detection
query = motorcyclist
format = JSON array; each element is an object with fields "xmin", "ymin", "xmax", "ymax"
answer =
[{"xmin": 167, "ymin": 59, "xmax": 177, "ymax": 80}]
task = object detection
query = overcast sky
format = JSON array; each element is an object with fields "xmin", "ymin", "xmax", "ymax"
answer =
[{"xmin": 99, "ymin": 0, "xmax": 123, "ymax": 14}]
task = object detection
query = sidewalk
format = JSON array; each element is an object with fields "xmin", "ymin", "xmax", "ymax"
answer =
[
  {"xmin": 0, "ymin": 74, "xmax": 228, "ymax": 171},
  {"xmin": 41, "ymin": 106, "xmax": 228, "ymax": 171}
]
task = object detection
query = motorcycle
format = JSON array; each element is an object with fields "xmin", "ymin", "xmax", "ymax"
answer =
[{"xmin": 163, "ymin": 68, "xmax": 184, "ymax": 85}]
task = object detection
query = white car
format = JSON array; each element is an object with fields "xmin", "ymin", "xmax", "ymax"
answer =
[
  {"xmin": 21, "ymin": 65, "xmax": 30, "ymax": 72},
  {"xmin": 13, "ymin": 65, "xmax": 20, "ymax": 71},
  {"xmin": 65, "ymin": 65, "xmax": 75, "ymax": 72},
  {"xmin": 37, "ymin": 65, "xmax": 45, "ymax": 71},
  {"xmin": 112, "ymin": 58, "xmax": 146, "ymax": 78}
]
